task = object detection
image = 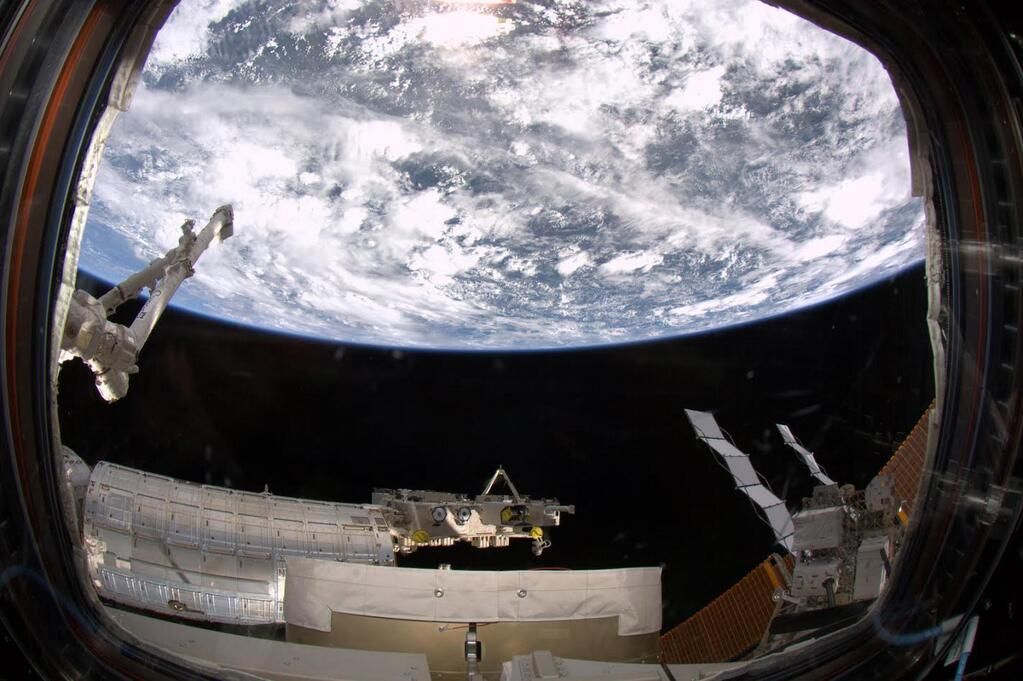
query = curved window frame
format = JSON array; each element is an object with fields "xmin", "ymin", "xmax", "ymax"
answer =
[{"xmin": 0, "ymin": 1, "xmax": 1020, "ymax": 678}]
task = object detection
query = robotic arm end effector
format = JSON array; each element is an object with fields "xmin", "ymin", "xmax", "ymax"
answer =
[{"xmin": 61, "ymin": 205, "xmax": 235, "ymax": 402}]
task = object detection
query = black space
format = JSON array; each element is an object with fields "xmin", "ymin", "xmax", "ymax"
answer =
[{"xmin": 59, "ymin": 264, "xmax": 933, "ymax": 630}]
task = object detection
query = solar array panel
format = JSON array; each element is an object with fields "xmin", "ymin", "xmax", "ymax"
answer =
[
  {"xmin": 685, "ymin": 410, "xmax": 794, "ymax": 551},
  {"xmin": 660, "ymin": 554, "xmax": 794, "ymax": 663},
  {"xmin": 776, "ymin": 424, "xmax": 836, "ymax": 487}
]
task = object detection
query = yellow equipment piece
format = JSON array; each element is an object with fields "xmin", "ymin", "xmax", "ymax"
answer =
[
  {"xmin": 411, "ymin": 530, "xmax": 431, "ymax": 544},
  {"xmin": 529, "ymin": 527, "xmax": 544, "ymax": 539}
]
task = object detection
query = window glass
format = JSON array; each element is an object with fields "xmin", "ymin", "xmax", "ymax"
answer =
[{"xmin": 57, "ymin": 0, "xmax": 932, "ymax": 675}]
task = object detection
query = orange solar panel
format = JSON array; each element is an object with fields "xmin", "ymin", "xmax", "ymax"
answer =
[
  {"xmin": 877, "ymin": 405, "xmax": 933, "ymax": 514},
  {"xmin": 660, "ymin": 555, "xmax": 793, "ymax": 663}
]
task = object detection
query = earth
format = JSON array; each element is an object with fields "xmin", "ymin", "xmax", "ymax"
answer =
[{"xmin": 80, "ymin": 0, "xmax": 926, "ymax": 350}]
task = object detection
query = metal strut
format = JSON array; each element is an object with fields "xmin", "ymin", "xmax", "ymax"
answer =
[
  {"xmin": 464, "ymin": 623, "xmax": 482, "ymax": 681},
  {"xmin": 481, "ymin": 466, "xmax": 522, "ymax": 502}
]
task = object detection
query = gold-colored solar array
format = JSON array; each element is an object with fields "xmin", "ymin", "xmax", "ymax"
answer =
[
  {"xmin": 660, "ymin": 555, "xmax": 793, "ymax": 664},
  {"xmin": 661, "ymin": 406, "xmax": 934, "ymax": 664},
  {"xmin": 876, "ymin": 404, "xmax": 934, "ymax": 514}
]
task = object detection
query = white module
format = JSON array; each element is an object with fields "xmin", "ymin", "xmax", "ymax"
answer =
[
  {"xmin": 853, "ymin": 535, "xmax": 891, "ymax": 601},
  {"xmin": 83, "ymin": 461, "xmax": 394, "ymax": 625},
  {"xmin": 792, "ymin": 507, "xmax": 847, "ymax": 551}
]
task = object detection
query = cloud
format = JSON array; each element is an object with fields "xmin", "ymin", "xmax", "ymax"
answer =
[
  {"xmin": 600, "ymin": 251, "xmax": 664, "ymax": 276},
  {"xmin": 666, "ymin": 66, "xmax": 726, "ymax": 112},
  {"xmin": 82, "ymin": 0, "xmax": 926, "ymax": 349},
  {"xmin": 797, "ymin": 144, "xmax": 913, "ymax": 230},
  {"xmin": 557, "ymin": 251, "xmax": 592, "ymax": 277},
  {"xmin": 147, "ymin": 0, "xmax": 242, "ymax": 67}
]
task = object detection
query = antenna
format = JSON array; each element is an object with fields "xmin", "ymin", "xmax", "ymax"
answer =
[
  {"xmin": 686, "ymin": 410, "xmax": 794, "ymax": 551},
  {"xmin": 776, "ymin": 424, "xmax": 836, "ymax": 487}
]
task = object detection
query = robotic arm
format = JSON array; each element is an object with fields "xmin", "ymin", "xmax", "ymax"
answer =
[{"xmin": 61, "ymin": 205, "xmax": 234, "ymax": 402}]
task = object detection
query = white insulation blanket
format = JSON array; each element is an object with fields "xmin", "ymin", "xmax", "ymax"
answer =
[{"xmin": 284, "ymin": 559, "xmax": 662, "ymax": 637}]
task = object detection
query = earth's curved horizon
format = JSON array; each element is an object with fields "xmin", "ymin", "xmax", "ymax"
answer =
[
  {"xmin": 78, "ymin": 261, "xmax": 922, "ymax": 353},
  {"xmin": 80, "ymin": 0, "xmax": 926, "ymax": 350}
]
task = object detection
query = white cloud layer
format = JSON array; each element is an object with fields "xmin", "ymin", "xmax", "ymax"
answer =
[{"xmin": 81, "ymin": 0, "xmax": 926, "ymax": 349}]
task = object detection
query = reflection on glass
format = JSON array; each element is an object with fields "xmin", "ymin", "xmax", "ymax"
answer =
[{"xmin": 57, "ymin": 1, "xmax": 934, "ymax": 679}]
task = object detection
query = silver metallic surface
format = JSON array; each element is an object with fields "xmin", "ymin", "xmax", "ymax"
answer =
[
  {"xmin": 465, "ymin": 623, "xmax": 481, "ymax": 681},
  {"xmin": 84, "ymin": 461, "xmax": 394, "ymax": 625},
  {"xmin": 789, "ymin": 558, "xmax": 842, "ymax": 599},
  {"xmin": 852, "ymin": 535, "xmax": 890, "ymax": 601},
  {"xmin": 792, "ymin": 507, "xmax": 847, "ymax": 551}
]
